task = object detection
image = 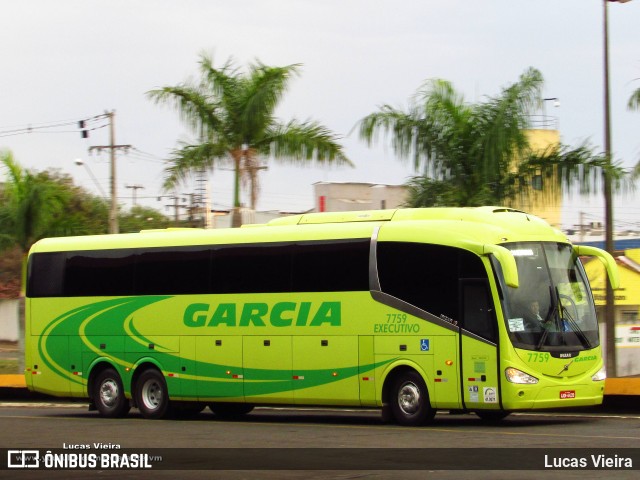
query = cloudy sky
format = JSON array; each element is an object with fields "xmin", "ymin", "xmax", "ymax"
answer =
[{"xmin": 1, "ymin": 0, "xmax": 639, "ymax": 228}]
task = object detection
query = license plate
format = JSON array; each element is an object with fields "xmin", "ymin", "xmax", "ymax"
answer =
[{"xmin": 560, "ymin": 390, "xmax": 576, "ymax": 399}]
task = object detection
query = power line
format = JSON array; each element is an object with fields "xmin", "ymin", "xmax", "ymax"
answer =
[
  {"xmin": 129, "ymin": 147, "xmax": 165, "ymax": 161},
  {"xmin": 126, "ymin": 148, "xmax": 166, "ymax": 164},
  {"xmin": 0, "ymin": 113, "xmax": 110, "ymax": 139}
]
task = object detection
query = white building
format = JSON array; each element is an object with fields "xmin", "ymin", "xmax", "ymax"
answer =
[{"xmin": 313, "ymin": 182, "xmax": 408, "ymax": 212}]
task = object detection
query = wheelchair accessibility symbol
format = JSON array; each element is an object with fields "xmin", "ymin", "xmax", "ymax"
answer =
[{"xmin": 420, "ymin": 339, "xmax": 430, "ymax": 351}]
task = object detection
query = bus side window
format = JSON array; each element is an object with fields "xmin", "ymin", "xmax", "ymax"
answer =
[
  {"xmin": 377, "ymin": 243, "xmax": 453, "ymax": 320},
  {"xmin": 460, "ymin": 280, "xmax": 496, "ymax": 342},
  {"xmin": 27, "ymin": 252, "xmax": 65, "ymax": 297},
  {"xmin": 292, "ymin": 240, "xmax": 369, "ymax": 292},
  {"xmin": 135, "ymin": 248, "xmax": 211, "ymax": 295},
  {"xmin": 377, "ymin": 242, "xmax": 490, "ymax": 330},
  {"xmin": 65, "ymin": 251, "xmax": 135, "ymax": 297}
]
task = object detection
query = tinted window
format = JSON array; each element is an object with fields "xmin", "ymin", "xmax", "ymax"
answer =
[
  {"xmin": 377, "ymin": 242, "xmax": 491, "ymax": 334},
  {"xmin": 27, "ymin": 239, "xmax": 371, "ymax": 297},
  {"xmin": 292, "ymin": 240, "xmax": 369, "ymax": 292},
  {"xmin": 135, "ymin": 248, "xmax": 211, "ymax": 295},
  {"xmin": 27, "ymin": 252, "xmax": 65, "ymax": 297},
  {"xmin": 210, "ymin": 244, "xmax": 292, "ymax": 294},
  {"xmin": 461, "ymin": 280, "xmax": 496, "ymax": 341},
  {"xmin": 65, "ymin": 251, "xmax": 135, "ymax": 296}
]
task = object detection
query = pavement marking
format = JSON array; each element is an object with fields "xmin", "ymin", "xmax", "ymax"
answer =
[
  {"xmin": 0, "ymin": 402, "xmax": 87, "ymax": 408},
  {"xmin": 512, "ymin": 411, "xmax": 640, "ymax": 420}
]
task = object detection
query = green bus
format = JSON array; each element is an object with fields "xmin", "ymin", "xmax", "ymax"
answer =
[{"xmin": 24, "ymin": 207, "xmax": 619, "ymax": 425}]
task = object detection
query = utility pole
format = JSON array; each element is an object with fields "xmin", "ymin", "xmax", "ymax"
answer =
[
  {"xmin": 89, "ymin": 111, "xmax": 132, "ymax": 234},
  {"xmin": 158, "ymin": 194, "xmax": 188, "ymax": 225},
  {"xmin": 602, "ymin": 0, "xmax": 619, "ymax": 378},
  {"xmin": 126, "ymin": 184, "xmax": 145, "ymax": 206},
  {"xmin": 183, "ymin": 192, "xmax": 199, "ymax": 226}
]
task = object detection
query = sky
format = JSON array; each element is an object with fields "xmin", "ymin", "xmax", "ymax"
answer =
[{"xmin": 1, "ymin": 0, "xmax": 639, "ymax": 230}]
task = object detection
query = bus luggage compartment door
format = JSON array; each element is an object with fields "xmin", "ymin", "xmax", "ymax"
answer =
[
  {"xmin": 195, "ymin": 336, "xmax": 244, "ymax": 402},
  {"xmin": 292, "ymin": 335, "xmax": 360, "ymax": 406},
  {"xmin": 242, "ymin": 335, "xmax": 293, "ymax": 404}
]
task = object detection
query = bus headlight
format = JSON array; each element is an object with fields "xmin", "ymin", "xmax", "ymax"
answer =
[
  {"xmin": 505, "ymin": 367, "xmax": 539, "ymax": 384},
  {"xmin": 592, "ymin": 366, "xmax": 606, "ymax": 382}
]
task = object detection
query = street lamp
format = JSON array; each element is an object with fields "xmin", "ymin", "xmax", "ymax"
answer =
[
  {"xmin": 602, "ymin": 0, "xmax": 631, "ymax": 378},
  {"xmin": 75, "ymin": 159, "xmax": 107, "ymax": 198}
]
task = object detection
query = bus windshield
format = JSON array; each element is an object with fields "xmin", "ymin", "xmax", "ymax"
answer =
[{"xmin": 501, "ymin": 242, "xmax": 599, "ymax": 352}]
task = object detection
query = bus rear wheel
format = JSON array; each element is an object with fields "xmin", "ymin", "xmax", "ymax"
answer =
[
  {"xmin": 389, "ymin": 371, "xmax": 435, "ymax": 426},
  {"xmin": 93, "ymin": 368, "xmax": 130, "ymax": 418},
  {"xmin": 135, "ymin": 369, "xmax": 170, "ymax": 419}
]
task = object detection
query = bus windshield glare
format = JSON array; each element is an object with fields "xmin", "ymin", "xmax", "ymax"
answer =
[{"xmin": 501, "ymin": 242, "xmax": 598, "ymax": 352}]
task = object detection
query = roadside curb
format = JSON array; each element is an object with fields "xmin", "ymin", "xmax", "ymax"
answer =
[
  {"xmin": 604, "ymin": 377, "xmax": 640, "ymax": 395},
  {"xmin": 0, "ymin": 374, "xmax": 26, "ymax": 388}
]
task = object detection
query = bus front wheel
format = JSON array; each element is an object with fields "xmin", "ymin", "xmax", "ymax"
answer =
[
  {"xmin": 389, "ymin": 371, "xmax": 435, "ymax": 426},
  {"xmin": 135, "ymin": 369, "xmax": 170, "ymax": 419},
  {"xmin": 93, "ymin": 368, "xmax": 130, "ymax": 418}
]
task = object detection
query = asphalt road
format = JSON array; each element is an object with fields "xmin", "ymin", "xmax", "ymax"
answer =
[{"xmin": 1, "ymin": 403, "xmax": 639, "ymax": 479}]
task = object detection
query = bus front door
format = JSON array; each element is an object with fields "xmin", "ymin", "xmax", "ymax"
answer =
[{"xmin": 459, "ymin": 280, "xmax": 501, "ymax": 412}]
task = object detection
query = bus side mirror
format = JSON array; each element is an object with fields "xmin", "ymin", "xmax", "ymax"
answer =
[
  {"xmin": 574, "ymin": 245, "xmax": 620, "ymax": 290},
  {"xmin": 478, "ymin": 244, "xmax": 519, "ymax": 289},
  {"xmin": 461, "ymin": 242, "xmax": 519, "ymax": 288}
]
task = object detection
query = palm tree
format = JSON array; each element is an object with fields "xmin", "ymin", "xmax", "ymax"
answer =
[
  {"xmin": 1, "ymin": 151, "xmax": 70, "ymax": 304},
  {"xmin": 149, "ymin": 54, "xmax": 352, "ymax": 226},
  {"xmin": 359, "ymin": 67, "xmax": 620, "ymax": 207},
  {"xmin": 0, "ymin": 150, "xmax": 65, "ymax": 253}
]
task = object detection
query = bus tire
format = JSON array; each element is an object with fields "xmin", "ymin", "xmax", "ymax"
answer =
[
  {"xmin": 390, "ymin": 371, "xmax": 435, "ymax": 426},
  {"xmin": 209, "ymin": 402, "xmax": 254, "ymax": 418},
  {"xmin": 476, "ymin": 410, "xmax": 510, "ymax": 422},
  {"xmin": 93, "ymin": 368, "xmax": 130, "ymax": 418},
  {"xmin": 135, "ymin": 369, "xmax": 170, "ymax": 419}
]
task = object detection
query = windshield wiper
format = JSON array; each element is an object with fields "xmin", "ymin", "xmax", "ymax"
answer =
[
  {"xmin": 559, "ymin": 295, "xmax": 593, "ymax": 349},
  {"xmin": 536, "ymin": 286, "xmax": 558, "ymax": 350}
]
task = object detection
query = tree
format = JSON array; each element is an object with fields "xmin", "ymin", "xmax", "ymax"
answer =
[
  {"xmin": 149, "ymin": 54, "xmax": 352, "ymax": 227},
  {"xmin": 359, "ymin": 68, "xmax": 622, "ymax": 207},
  {"xmin": 0, "ymin": 152, "xmax": 171, "ymax": 296},
  {"xmin": 31, "ymin": 169, "xmax": 110, "ymax": 237},
  {"xmin": 119, "ymin": 205, "xmax": 171, "ymax": 233},
  {"xmin": 1, "ymin": 152, "xmax": 171, "ymax": 247},
  {"xmin": 1, "ymin": 151, "xmax": 71, "ymax": 299},
  {"xmin": 0, "ymin": 150, "xmax": 67, "ymax": 253}
]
